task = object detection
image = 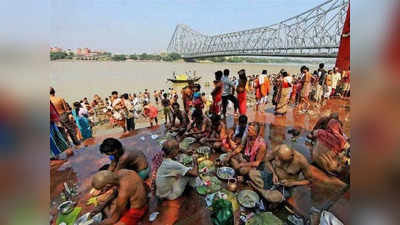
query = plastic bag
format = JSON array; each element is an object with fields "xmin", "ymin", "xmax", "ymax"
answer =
[
  {"xmin": 211, "ymin": 199, "xmax": 234, "ymax": 225},
  {"xmin": 320, "ymin": 210, "xmax": 343, "ymax": 225}
]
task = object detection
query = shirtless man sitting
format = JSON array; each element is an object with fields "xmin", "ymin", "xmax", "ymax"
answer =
[
  {"xmin": 199, "ymin": 113, "xmax": 231, "ymax": 152},
  {"xmin": 248, "ymin": 144, "xmax": 311, "ymax": 203},
  {"xmin": 169, "ymin": 102, "xmax": 190, "ymax": 134},
  {"xmin": 90, "ymin": 170, "xmax": 148, "ymax": 225},
  {"xmin": 184, "ymin": 108, "xmax": 211, "ymax": 141},
  {"xmin": 99, "ymin": 138, "xmax": 150, "ymax": 180}
]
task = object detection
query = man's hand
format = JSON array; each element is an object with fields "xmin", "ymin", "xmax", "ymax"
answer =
[
  {"xmin": 192, "ymin": 154, "xmax": 198, "ymax": 162},
  {"xmin": 280, "ymin": 179, "xmax": 295, "ymax": 187},
  {"xmin": 272, "ymin": 173, "xmax": 279, "ymax": 185},
  {"xmin": 320, "ymin": 151, "xmax": 342, "ymax": 173}
]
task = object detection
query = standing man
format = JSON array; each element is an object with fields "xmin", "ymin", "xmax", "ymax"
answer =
[
  {"xmin": 221, "ymin": 69, "xmax": 239, "ymax": 118},
  {"xmin": 260, "ymin": 70, "xmax": 271, "ymax": 106},
  {"xmin": 341, "ymin": 70, "xmax": 351, "ymax": 98},
  {"xmin": 331, "ymin": 67, "xmax": 341, "ymax": 97},
  {"xmin": 322, "ymin": 70, "xmax": 333, "ymax": 105},
  {"xmin": 50, "ymin": 87, "xmax": 79, "ymax": 146},
  {"xmin": 211, "ymin": 71, "xmax": 223, "ymax": 115},
  {"xmin": 122, "ymin": 93, "xmax": 135, "ymax": 132},
  {"xmin": 317, "ymin": 63, "xmax": 327, "ymax": 102}
]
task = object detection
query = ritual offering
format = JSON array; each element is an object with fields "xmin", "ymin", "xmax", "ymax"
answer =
[
  {"xmin": 179, "ymin": 137, "xmax": 196, "ymax": 151},
  {"xmin": 218, "ymin": 153, "xmax": 228, "ymax": 161},
  {"xmin": 197, "ymin": 146, "xmax": 211, "ymax": 155},
  {"xmin": 57, "ymin": 201, "xmax": 75, "ymax": 215},
  {"xmin": 196, "ymin": 176, "xmax": 222, "ymax": 195},
  {"xmin": 237, "ymin": 190, "xmax": 260, "ymax": 208},
  {"xmin": 177, "ymin": 153, "xmax": 193, "ymax": 167},
  {"xmin": 199, "ymin": 160, "xmax": 216, "ymax": 175},
  {"xmin": 216, "ymin": 167, "xmax": 235, "ymax": 180},
  {"xmin": 245, "ymin": 212, "xmax": 283, "ymax": 225}
]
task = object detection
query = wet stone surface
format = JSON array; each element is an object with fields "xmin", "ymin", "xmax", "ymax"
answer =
[{"xmin": 50, "ymin": 98, "xmax": 350, "ymax": 225}]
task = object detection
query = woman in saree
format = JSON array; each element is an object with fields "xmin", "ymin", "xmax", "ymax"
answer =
[
  {"xmin": 72, "ymin": 101, "xmax": 92, "ymax": 140},
  {"xmin": 237, "ymin": 69, "xmax": 248, "ymax": 116},
  {"xmin": 50, "ymin": 101, "xmax": 69, "ymax": 158},
  {"xmin": 274, "ymin": 70, "xmax": 292, "ymax": 115}
]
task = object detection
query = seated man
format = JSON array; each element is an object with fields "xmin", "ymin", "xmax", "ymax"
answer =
[
  {"xmin": 307, "ymin": 112, "xmax": 342, "ymax": 140},
  {"xmin": 311, "ymin": 117, "xmax": 350, "ymax": 175},
  {"xmin": 185, "ymin": 108, "xmax": 211, "ymax": 141},
  {"xmin": 248, "ymin": 144, "xmax": 311, "ymax": 203},
  {"xmin": 156, "ymin": 139, "xmax": 199, "ymax": 200},
  {"xmin": 223, "ymin": 122, "xmax": 266, "ymax": 176},
  {"xmin": 90, "ymin": 169, "xmax": 147, "ymax": 225},
  {"xmin": 99, "ymin": 138, "xmax": 150, "ymax": 180},
  {"xmin": 232, "ymin": 115, "xmax": 248, "ymax": 145},
  {"xmin": 199, "ymin": 113, "xmax": 231, "ymax": 152},
  {"xmin": 169, "ymin": 102, "xmax": 190, "ymax": 134}
]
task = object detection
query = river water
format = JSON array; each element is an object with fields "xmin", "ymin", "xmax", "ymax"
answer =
[{"xmin": 50, "ymin": 61, "xmax": 330, "ymax": 103}]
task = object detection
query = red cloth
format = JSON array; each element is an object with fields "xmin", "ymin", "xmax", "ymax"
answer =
[
  {"xmin": 237, "ymin": 91, "xmax": 247, "ymax": 115},
  {"xmin": 244, "ymin": 136, "xmax": 264, "ymax": 162},
  {"xmin": 282, "ymin": 81, "xmax": 291, "ymax": 88},
  {"xmin": 119, "ymin": 205, "xmax": 148, "ymax": 225},
  {"xmin": 212, "ymin": 88, "xmax": 222, "ymax": 114},
  {"xmin": 50, "ymin": 101, "xmax": 60, "ymax": 123},
  {"xmin": 316, "ymin": 119, "xmax": 347, "ymax": 153},
  {"xmin": 145, "ymin": 105, "xmax": 158, "ymax": 118},
  {"xmin": 255, "ymin": 79, "xmax": 262, "ymax": 100},
  {"xmin": 335, "ymin": 4, "xmax": 350, "ymax": 72}
]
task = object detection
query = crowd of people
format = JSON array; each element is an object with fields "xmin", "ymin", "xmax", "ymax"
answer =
[{"xmin": 53, "ymin": 65, "xmax": 352, "ymax": 225}]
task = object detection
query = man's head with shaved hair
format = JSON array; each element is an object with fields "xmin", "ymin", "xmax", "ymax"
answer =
[
  {"xmin": 276, "ymin": 144, "xmax": 294, "ymax": 163},
  {"xmin": 162, "ymin": 139, "xmax": 179, "ymax": 158},
  {"xmin": 92, "ymin": 170, "xmax": 119, "ymax": 191}
]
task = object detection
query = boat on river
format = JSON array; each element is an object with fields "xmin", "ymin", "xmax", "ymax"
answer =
[{"xmin": 167, "ymin": 73, "xmax": 201, "ymax": 83}]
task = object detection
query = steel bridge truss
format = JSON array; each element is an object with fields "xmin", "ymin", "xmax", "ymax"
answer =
[{"xmin": 167, "ymin": 0, "xmax": 349, "ymax": 58}]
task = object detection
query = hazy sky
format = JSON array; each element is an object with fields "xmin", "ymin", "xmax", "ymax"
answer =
[{"xmin": 51, "ymin": 0, "xmax": 327, "ymax": 54}]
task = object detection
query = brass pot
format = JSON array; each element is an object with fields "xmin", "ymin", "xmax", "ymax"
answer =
[{"xmin": 226, "ymin": 178, "xmax": 238, "ymax": 192}]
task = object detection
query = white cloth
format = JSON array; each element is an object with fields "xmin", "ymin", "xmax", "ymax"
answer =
[
  {"xmin": 320, "ymin": 210, "xmax": 343, "ymax": 225},
  {"xmin": 112, "ymin": 98, "xmax": 124, "ymax": 120},
  {"xmin": 78, "ymin": 108, "xmax": 89, "ymax": 117},
  {"xmin": 284, "ymin": 76, "xmax": 293, "ymax": 84},
  {"xmin": 155, "ymin": 159, "xmax": 192, "ymax": 200},
  {"xmin": 332, "ymin": 72, "xmax": 341, "ymax": 88}
]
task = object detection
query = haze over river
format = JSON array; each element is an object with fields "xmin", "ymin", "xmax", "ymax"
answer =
[{"xmin": 50, "ymin": 61, "xmax": 331, "ymax": 102}]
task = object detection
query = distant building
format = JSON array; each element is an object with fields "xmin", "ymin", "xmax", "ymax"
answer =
[
  {"xmin": 76, "ymin": 48, "xmax": 82, "ymax": 55},
  {"xmin": 50, "ymin": 47, "xmax": 63, "ymax": 53},
  {"xmin": 82, "ymin": 48, "xmax": 90, "ymax": 55}
]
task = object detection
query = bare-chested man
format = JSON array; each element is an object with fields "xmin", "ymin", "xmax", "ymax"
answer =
[
  {"xmin": 50, "ymin": 87, "xmax": 80, "ymax": 145},
  {"xmin": 200, "ymin": 113, "xmax": 229, "ymax": 152},
  {"xmin": 185, "ymin": 108, "xmax": 211, "ymax": 141},
  {"xmin": 248, "ymin": 144, "xmax": 311, "ymax": 203},
  {"xmin": 99, "ymin": 138, "xmax": 150, "ymax": 180},
  {"xmin": 181, "ymin": 82, "xmax": 194, "ymax": 113},
  {"xmin": 50, "ymin": 87, "xmax": 68, "ymax": 115},
  {"xmin": 169, "ymin": 102, "xmax": 190, "ymax": 138},
  {"xmin": 90, "ymin": 170, "xmax": 147, "ymax": 225}
]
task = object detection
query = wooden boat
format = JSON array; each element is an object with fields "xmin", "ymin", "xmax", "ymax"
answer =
[
  {"xmin": 167, "ymin": 73, "xmax": 201, "ymax": 83},
  {"xmin": 167, "ymin": 76, "xmax": 201, "ymax": 83}
]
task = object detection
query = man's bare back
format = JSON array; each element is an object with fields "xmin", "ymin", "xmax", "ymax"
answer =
[
  {"xmin": 111, "ymin": 150, "xmax": 148, "ymax": 172},
  {"xmin": 50, "ymin": 96, "xmax": 68, "ymax": 115},
  {"xmin": 117, "ymin": 169, "xmax": 147, "ymax": 209},
  {"xmin": 272, "ymin": 150, "xmax": 308, "ymax": 182}
]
